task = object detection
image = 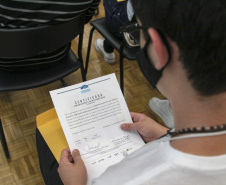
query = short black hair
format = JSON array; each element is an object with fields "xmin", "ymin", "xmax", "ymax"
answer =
[{"xmin": 131, "ymin": 0, "xmax": 226, "ymax": 96}]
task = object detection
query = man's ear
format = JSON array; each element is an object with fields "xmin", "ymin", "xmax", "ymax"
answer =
[{"xmin": 147, "ymin": 28, "xmax": 169, "ymax": 70}]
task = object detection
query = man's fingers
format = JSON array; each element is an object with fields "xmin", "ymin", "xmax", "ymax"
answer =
[
  {"xmin": 72, "ymin": 149, "xmax": 83, "ymax": 163},
  {"xmin": 60, "ymin": 148, "xmax": 70, "ymax": 162},
  {"xmin": 130, "ymin": 112, "xmax": 146, "ymax": 122},
  {"xmin": 68, "ymin": 154, "xmax": 73, "ymax": 163}
]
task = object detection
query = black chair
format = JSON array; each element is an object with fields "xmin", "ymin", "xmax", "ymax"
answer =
[
  {"xmin": 0, "ymin": 14, "xmax": 86, "ymax": 158},
  {"xmin": 85, "ymin": 17, "xmax": 139, "ymax": 94}
]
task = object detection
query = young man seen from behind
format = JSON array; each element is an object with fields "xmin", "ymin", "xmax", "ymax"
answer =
[{"xmin": 58, "ymin": 1, "xmax": 226, "ymax": 184}]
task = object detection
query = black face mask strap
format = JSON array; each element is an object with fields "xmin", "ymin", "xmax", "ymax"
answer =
[
  {"xmin": 136, "ymin": 29, "xmax": 172, "ymax": 89},
  {"xmin": 156, "ymin": 30, "xmax": 171, "ymax": 71},
  {"xmin": 143, "ymin": 30, "xmax": 171, "ymax": 72},
  {"xmin": 137, "ymin": 36, "xmax": 162, "ymax": 89},
  {"xmin": 143, "ymin": 36, "xmax": 151, "ymax": 59}
]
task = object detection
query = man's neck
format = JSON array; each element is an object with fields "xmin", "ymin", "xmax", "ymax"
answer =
[
  {"xmin": 169, "ymin": 92, "xmax": 226, "ymax": 156},
  {"xmin": 171, "ymin": 92, "xmax": 226, "ymax": 130}
]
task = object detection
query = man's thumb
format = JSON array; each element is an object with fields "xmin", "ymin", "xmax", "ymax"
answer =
[{"xmin": 121, "ymin": 123, "xmax": 138, "ymax": 131}]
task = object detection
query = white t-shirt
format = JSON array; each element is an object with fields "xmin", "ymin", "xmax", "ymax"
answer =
[{"xmin": 92, "ymin": 136, "xmax": 226, "ymax": 185}]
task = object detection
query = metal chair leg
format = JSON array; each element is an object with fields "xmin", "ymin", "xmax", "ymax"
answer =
[
  {"xmin": 60, "ymin": 79, "xmax": 67, "ymax": 87},
  {"xmin": 78, "ymin": 20, "xmax": 86, "ymax": 82},
  {"xmin": 120, "ymin": 41, "xmax": 126, "ymax": 95},
  {"xmin": 94, "ymin": 7, "xmax": 99, "ymax": 16},
  {"xmin": 0, "ymin": 118, "xmax": 10, "ymax": 158},
  {"xmin": 85, "ymin": 27, "xmax": 96, "ymax": 76}
]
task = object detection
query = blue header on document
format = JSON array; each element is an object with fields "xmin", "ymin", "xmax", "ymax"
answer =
[{"xmin": 57, "ymin": 77, "xmax": 111, "ymax": 95}]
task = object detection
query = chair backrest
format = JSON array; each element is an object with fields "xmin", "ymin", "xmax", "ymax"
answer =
[{"xmin": 0, "ymin": 14, "xmax": 83, "ymax": 59}]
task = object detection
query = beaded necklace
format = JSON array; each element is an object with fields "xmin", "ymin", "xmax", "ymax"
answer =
[{"xmin": 168, "ymin": 124, "xmax": 226, "ymax": 137}]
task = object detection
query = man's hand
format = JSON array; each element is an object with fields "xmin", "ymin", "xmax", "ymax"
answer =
[
  {"xmin": 121, "ymin": 112, "xmax": 169, "ymax": 143},
  {"xmin": 58, "ymin": 148, "xmax": 87, "ymax": 185}
]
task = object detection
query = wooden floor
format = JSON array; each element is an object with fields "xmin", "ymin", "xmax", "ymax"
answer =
[{"xmin": 0, "ymin": 2, "xmax": 165, "ymax": 185}]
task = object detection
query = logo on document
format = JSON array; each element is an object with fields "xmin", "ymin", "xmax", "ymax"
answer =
[{"xmin": 81, "ymin": 85, "xmax": 90, "ymax": 93}]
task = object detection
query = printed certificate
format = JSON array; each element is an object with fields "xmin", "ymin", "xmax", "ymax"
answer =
[{"xmin": 50, "ymin": 73, "xmax": 145, "ymax": 185}]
